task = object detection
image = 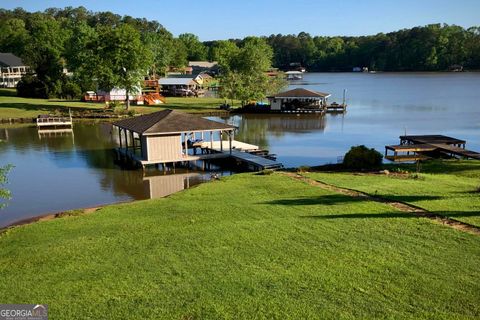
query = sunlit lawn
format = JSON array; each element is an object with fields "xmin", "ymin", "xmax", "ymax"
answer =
[
  {"xmin": 0, "ymin": 89, "xmax": 231, "ymax": 118},
  {"xmin": 0, "ymin": 172, "xmax": 478, "ymax": 319},
  {"xmin": 304, "ymin": 160, "xmax": 480, "ymax": 227}
]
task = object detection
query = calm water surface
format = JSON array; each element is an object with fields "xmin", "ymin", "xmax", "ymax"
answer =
[
  {"xmin": 1, "ymin": 72, "xmax": 479, "ymax": 227},
  {"xmin": 216, "ymin": 72, "xmax": 480, "ymax": 165}
]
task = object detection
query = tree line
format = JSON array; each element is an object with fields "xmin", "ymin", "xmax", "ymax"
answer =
[
  {"xmin": 265, "ymin": 26, "xmax": 480, "ymax": 72},
  {"xmin": 0, "ymin": 7, "xmax": 479, "ymax": 103}
]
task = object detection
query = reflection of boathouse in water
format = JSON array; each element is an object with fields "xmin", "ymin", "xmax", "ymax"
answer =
[
  {"xmin": 143, "ymin": 172, "xmax": 208, "ymax": 198},
  {"xmin": 233, "ymin": 113, "xmax": 327, "ymax": 135}
]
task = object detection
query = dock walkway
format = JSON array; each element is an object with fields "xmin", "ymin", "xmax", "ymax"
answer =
[
  {"xmin": 203, "ymin": 140, "xmax": 283, "ymax": 170},
  {"xmin": 229, "ymin": 150, "xmax": 283, "ymax": 170}
]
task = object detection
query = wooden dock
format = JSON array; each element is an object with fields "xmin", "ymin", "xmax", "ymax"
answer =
[
  {"xmin": 326, "ymin": 103, "xmax": 347, "ymax": 112},
  {"xmin": 385, "ymin": 135, "xmax": 480, "ymax": 161},
  {"xmin": 36, "ymin": 115, "xmax": 72, "ymax": 128},
  {"xmin": 116, "ymin": 139, "xmax": 283, "ymax": 171},
  {"xmin": 202, "ymin": 140, "xmax": 283, "ymax": 170},
  {"xmin": 229, "ymin": 149, "xmax": 283, "ymax": 170}
]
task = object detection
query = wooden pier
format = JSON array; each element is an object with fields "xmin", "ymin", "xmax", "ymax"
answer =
[
  {"xmin": 202, "ymin": 140, "xmax": 283, "ymax": 170},
  {"xmin": 326, "ymin": 103, "xmax": 347, "ymax": 112},
  {"xmin": 36, "ymin": 114, "xmax": 72, "ymax": 128},
  {"xmin": 385, "ymin": 135, "xmax": 480, "ymax": 161}
]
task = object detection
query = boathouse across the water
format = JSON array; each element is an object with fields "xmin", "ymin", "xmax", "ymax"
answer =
[{"xmin": 268, "ymin": 88, "xmax": 331, "ymax": 112}]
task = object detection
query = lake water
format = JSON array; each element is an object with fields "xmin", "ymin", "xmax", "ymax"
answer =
[
  {"xmin": 1, "ymin": 72, "xmax": 479, "ymax": 227},
  {"xmin": 216, "ymin": 72, "xmax": 480, "ymax": 166}
]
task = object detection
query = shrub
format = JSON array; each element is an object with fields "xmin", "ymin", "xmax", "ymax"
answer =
[
  {"xmin": 256, "ymin": 169, "xmax": 274, "ymax": 175},
  {"xmin": 343, "ymin": 145, "xmax": 383, "ymax": 170},
  {"xmin": 61, "ymin": 80, "xmax": 82, "ymax": 99},
  {"xmin": 16, "ymin": 74, "xmax": 48, "ymax": 98},
  {"xmin": 297, "ymin": 166, "xmax": 311, "ymax": 173}
]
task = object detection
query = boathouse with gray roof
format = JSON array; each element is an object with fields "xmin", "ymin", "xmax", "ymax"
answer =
[
  {"xmin": 268, "ymin": 88, "xmax": 331, "ymax": 111},
  {"xmin": 112, "ymin": 109, "xmax": 283, "ymax": 170},
  {"xmin": 113, "ymin": 109, "xmax": 236, "ymax": 166}
]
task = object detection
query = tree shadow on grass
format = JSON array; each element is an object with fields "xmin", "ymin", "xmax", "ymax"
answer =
[
  {"xmin": 300, "ymin": 211, "xmax": 480, "ymax": 220},
  {"xmin": 262, "ymin": 194, "xmax": 442, "ymax": 206}
]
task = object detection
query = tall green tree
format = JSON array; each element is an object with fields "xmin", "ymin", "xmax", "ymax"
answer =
[
  {"xmin": 210, "ymin": 40, "xmax": 240, "ymax": 72},
  {"xmin": 73, "ymin": 24, "xmax": 152, "ymax": 109},
  {"xmin": 219, "ymin": 37, "xmax": 286, "ymax": 105},
  {"xmin": 178, "ymin": 33, "xmax": 207, "ymax": 61},
  {"xmin": 0, "ymin": 18, "xmax": 30, "ymax": 57},
  {"xmin": 102, "ymin": 24, "xmax": 152, "ymax": 109},
  {"xmin": 21, "ymin": 14, "xmax": 70, "ymax": 97},
  {"xmin": 144, "ymin": 29, "xmax": 176, "ymax": 77}
]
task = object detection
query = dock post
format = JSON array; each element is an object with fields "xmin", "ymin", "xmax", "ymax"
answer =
[
  {"xmin": 210, "ymin": 131, "xmax": 213, "ymax": 151},
  {"xmin": 220, "ymin": 131, "xmax": 223, "ymax": 152}
]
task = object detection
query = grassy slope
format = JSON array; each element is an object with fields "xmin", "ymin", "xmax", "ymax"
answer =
[
  {"xmin": 0, "ymin": 89, "xmax": 228, "ymax": 118},
  {"xmin": 0, "ymin": 173, "xmax": 479, "ymax": 319},
  {"xmin": 305, "ymin": 160, "xmax": 480, "ymax": 227}
]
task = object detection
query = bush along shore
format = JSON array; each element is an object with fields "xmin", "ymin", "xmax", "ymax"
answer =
[{"xmin": 0, "ymin": 160, "xmax": 479, "ymax": 319}]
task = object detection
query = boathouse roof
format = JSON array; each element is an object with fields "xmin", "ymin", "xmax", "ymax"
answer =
[
  {"xmin": 269, "ymin": 88, "xmax": 331, "ymax": 99},
  {"xmin": 399, "ymin": 135, "xmax": 466, "ymax": 145},
  {"xmin": 158, "ymin": 78, "xmax": 197, "ymax": 86},
  {"xmin": 0, "ymin": 53, "xmax": 25, "ymax": 67},
  {"xmin": 113, "ymin": 109, "xmax": 235, "ymax": 135}
]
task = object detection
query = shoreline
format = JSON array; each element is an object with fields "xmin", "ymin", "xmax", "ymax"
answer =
[
  {"xmin": 0, "ymin": 110, "xmax": 231, "ymax": 124},
  {"xmin": 2, "ymin": 160, "xmax": 479, "ymax": 234}
]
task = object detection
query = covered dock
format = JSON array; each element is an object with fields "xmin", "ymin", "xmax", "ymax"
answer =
[
  {"xmin": 268, "ymin": 88, "xmax": 331, "ymax": 112},
  {"xmin": 385, "ymin": 135, "xmax": 480, "ymax": 161},
  {"xmin": 112, "ymin": 109, "xmax": 283, "ymax": 170}
]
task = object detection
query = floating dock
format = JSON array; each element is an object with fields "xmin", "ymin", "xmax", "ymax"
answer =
[
  {"xmin": 36, "ymin": 114, "xmax": 72, "ymax": 128},
  {"xmin": 326, "ymin": 103, "xmax": 347, "ymax": 112},
  {"xmin": 385, "ymin": 135, "xmax": 480, "ymax": 161}
]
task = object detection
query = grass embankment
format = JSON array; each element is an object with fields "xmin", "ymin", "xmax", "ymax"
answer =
[
  {"xmin": 0, "ymin": 170, "xmax": 479, "ymax": 319},
  {"xmin": 0, "ymin": 88, "xmax": 229, "ymax": 119},
  {"xmin": 304, "ymin": 160, "xmax": 480, "ymax": 227}
]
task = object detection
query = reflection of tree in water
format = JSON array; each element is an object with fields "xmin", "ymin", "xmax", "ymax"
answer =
[{"xmin": 222, "ymin": 114, "xmax": 327, "ymax": 150}]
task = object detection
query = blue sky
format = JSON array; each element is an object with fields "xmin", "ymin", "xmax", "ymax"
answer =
[{"xmin": 2, "ymin": 0, "xmax": 479, "ymax": 40}]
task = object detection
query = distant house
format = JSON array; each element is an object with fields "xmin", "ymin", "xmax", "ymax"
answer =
[
  {"xmin": 158, "ymin": 77, "xmax": 199, "ymax": 96},
  {"xmin": 0, "ymin": 53, "xmax": 29, "ymax": 88},
  {"xmin": 268, "ymin": 88, "xmax": 331, "ymax": 111},
  {"xmin": 83, "ymin": 87, "xmax": 142, "ymax": 103},
  {"xmin": 188, "ymin": 61, "xmax": 219, "ymax": 74},
  {"xmin": 193, "ymin": 72, "xmax": 213, "ymax": 87},
  {"xmin": 166, "ymin": 66, "xmax": 193, "ymax": 75}
]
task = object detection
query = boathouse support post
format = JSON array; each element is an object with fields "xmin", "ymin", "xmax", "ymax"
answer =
[
  {"xmin": 184, "ymin": 132, "xmax": 188, "ymax": 156},
  {"xmin": 130, "ymin": 131, "xmax": 135, "ymax": 155},
  {"xmin": 210, "ymin": 131, "xmax": 213, "ymax": 151},
  {"xmin": 118, "ymin": 127, "xmax": 122, "ymax": 149},
  {"xmin": 220, "ymin": 130, "xmax": 223, "ymax": 152},
  {"xmin": 123, "ymin": 129, "xmax": 128, "ymax": 154},
  {"xmin": 228, "ymin": 131, "xmax": 232, "ymax": 155}
]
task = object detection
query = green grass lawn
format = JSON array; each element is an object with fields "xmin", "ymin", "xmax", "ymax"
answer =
[
  {"xmin": 0, "ymin": 172, "xmax": 479, "ymax": 319},
  {"xmin": 0, "ymin": 88, "xmax": 230, "ymax": 119},
  {"xmin": 304, "ymin": 160, "xmax": 480, "ymax": 227}
]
